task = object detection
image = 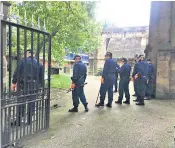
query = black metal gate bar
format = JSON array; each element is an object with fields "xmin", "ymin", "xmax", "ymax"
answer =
[
  {"xmin": 42, "ymin": 34, "xmax": 46, "ymax": 130},
  {"xmin": 0, "ymin": 14, "xmax": 4, "ymax": 148},
  {"xmin": 1, "ymin": 18, "xmax": 51, "ymax": 147}
]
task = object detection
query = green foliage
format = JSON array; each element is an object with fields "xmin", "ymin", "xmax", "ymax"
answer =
[
  {"xmin": 51, "ymin": 74, "xmax": 71, "ymax": 89},
  {"xmin": 10, "ymin": 1, "xmax": 102, "ymax": 63},
  {"xmin": 95, "ymin": 68, "xmax": 103, "ymax": 76}
]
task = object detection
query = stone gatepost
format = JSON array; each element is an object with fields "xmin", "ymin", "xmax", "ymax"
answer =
[
  {"xmin": 1, "ymin": 1, "xmax": 11, "ymax": 93},
  {"xmin": 0, "ymin": 1, "xmax": 11, "ymax": 147},
  {"xmin": 148, "ymin": 1, "xmax": 175, "ymax": 99}
]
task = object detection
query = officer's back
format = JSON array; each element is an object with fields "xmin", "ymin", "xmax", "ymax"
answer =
[
  {"xmin": 132, "ymin": 55, "xmax": 149, "ymax": 77},
  {"xmin": 12, "ymin": 50, "xmax": 40, "ymax": 85},
  {"xmin": 119, "ymin": 63, "xmax": 131, "ymax": 79},
  {"xmin": 137, "ymin": 61, "xmax": 149, "ymax": 77},
  {"xmin": 103, "ymin": 57, "xmax": 116, "ymax": 78}
]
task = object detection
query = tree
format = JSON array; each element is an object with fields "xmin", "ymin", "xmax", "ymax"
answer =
[{"xmin": 10, "ymin": 1, "xmax": 102, "ymax": 63}]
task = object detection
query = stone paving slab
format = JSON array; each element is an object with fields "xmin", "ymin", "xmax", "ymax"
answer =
[{"xmin": 19, "ymin": 76, "xmax": 175, "ymax": 148}]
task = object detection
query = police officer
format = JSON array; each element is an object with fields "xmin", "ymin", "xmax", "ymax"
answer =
[
  {"xmin": 115, "ymin": 58, "xmax": 131, "ymax": 104},
  {"xmin": 114, "ymin": 60, "xmax": 120, "ymax": 93},
  {"xmin": 132, "ymin": 55, "xmax": 139, "ymax": 97},
  {"xmin": 145, "ymin": 59, "xmax": 154, "ymax": 100},
  {"xmin": 12, "ymin": 49, "xmax": 43, "ymax": 126},
  {"xmin": 132, "ymin": 55, "xmax": 149, "ymax": 105},
  {"xmin": 69, "ymin": 55, "xmax": 88, "ymax": 112},
  {"xmin": 96, "ymin": 52, "xmax": 116, "ymax": 108}
]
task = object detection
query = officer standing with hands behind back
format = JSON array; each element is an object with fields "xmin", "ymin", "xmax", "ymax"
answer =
[
  {"xmin": 69, "ymin": 55, "xmax": 88, "ymax": 112},
  {"xmin": 96, "ymin": 52, "xmax": 117, "ymax": 108},
  {"xmin": 115, "ymin": 58, "xmax": 131, "ymax": 105},
  {"xmin": 132, "ymin": 55, "xmax": 149, "ymax": 105}
]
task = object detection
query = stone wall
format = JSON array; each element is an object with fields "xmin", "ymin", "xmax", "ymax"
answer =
[
  {"xmin": 107, "ymin": 35, "xmax": 148, "ymax": 58},
  {"xmin": 95, "ymin": 27, "xmax": 148, "ymax": 70},
  {"xmin": 148, "ymin": 1, "xmax": 175, "ymax": 99}
]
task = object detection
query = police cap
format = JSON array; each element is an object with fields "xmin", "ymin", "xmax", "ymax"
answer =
[
  {"xmin": 73, "ymin": 55, "xmax": 81, "ymax": 60},
  {"xmin": 146, "ymin": 58, "xmax": 151, "ymax": 62}
]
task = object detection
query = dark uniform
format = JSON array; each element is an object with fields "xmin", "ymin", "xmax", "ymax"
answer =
[
  {"xmin": 96, "ymin": 57, "xmax": 117, "ymax": 107},
  {"xmin": 145, "ymin": 61, "xmax": 154, "ymax": 99},
  {"xmin": 12, "ymin": 52, "xmax": 43, "ymax": 126},
  {"xmin": 69, "ymin": 57, "xmax": 88, "ymax": 112},
  {"xmin": 132, "ymin": 60, "xmax": 138, "ymax": 96},
  {"xmin": 132, "ymin": 60, "xmax": 149, "ymax": 105},
  {"xmin": 114, "ymin": 63, "xmax": 120, "ymax": 92},
  {"xmin": 116, "ymin": 62, "xmax": 131, "ymax": 104}
]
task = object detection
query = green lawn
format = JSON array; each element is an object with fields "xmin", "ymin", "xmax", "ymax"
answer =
[{"xmin": 51, "ymin": 74, "xmax": 71, "ymax": 89}]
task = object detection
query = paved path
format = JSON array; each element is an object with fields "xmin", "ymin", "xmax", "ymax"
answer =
[{"xmin": 21, "ymin": 76, "xmax": 175, "ymax": 148}]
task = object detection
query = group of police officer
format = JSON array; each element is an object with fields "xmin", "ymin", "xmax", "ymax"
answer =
[
  {"xmin": 12, "ymin": 49, "xmax": 154, "ymax": 115},
  {"xmin": 69, "ymin": 52, "xmax": 154, "ymax": 112}
]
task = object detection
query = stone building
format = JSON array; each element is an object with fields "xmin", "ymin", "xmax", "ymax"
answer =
[
  {"xmin": 91, "ymin": 26, "xmax": 149, "ymax": 72},
  {"xmin": 147, "ymin": 1, "xmax": 175, "ymax": 99}
]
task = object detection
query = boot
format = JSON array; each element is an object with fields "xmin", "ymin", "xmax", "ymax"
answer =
[
  {"xmin": 115, "ymin": 100, "xmax": 122, "ymax": 104},
  {"xmin": 68, "ymin": 106, "xmax": 78, "ymax": 112},
  {"xmin": 123, "ymin": 100, "xmax": 130, "ymax": 104},
  {"xmin": 84, "ymin": 103, "xmax": 89, "ymax": 112},
  {"xmin": 144, "ymin": 96, "xmax": 151, "ymax": 100},
  {"xmin": 95, "ymin": 102, "xmax": 104, "ymax": 107},
  {"xmin": 136, "ymin": 102, "xmax": 145, "ymax": 106},
  {"xmin": 106, "ymin": 103, "xmax": 112, "ymax": 108}
]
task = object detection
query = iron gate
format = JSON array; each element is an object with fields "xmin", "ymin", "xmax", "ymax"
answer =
[{"xmin": 0, "ymin": 17, "xmax": 51, "ymax": 147}]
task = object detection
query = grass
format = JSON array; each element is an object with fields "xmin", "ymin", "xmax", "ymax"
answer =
[{"xmin": 51, "ymin": 74, "xmax": 71, "ymax": 89}]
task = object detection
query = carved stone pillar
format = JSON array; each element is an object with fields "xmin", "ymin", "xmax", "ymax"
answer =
[{"xmin": 156, "ymin": 50, "xmax": 171, "ymax": 98}]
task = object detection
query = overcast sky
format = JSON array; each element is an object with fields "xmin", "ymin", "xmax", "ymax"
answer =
[{"xmin": 95, "ymin": 0, "xmax": 151, "ymax": 27}]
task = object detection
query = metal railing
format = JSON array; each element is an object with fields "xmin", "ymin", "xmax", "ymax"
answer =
[{"xmin": 0, "ymin": 3, "xmax": 51, "ymax": 147}]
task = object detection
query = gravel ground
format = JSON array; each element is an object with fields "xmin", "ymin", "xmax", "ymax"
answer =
[{"xmin": 19, "ymin": 76, "xmax": 175, "ymax": 148}]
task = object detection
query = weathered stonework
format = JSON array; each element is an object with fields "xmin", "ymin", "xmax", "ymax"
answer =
[
  {"xmin": 148, "ymin": 1, "xmax": 175, "ymax": 99},
  {"xmin": 95, "ymin": 26, "xmax": 149, "ymax": 70}
]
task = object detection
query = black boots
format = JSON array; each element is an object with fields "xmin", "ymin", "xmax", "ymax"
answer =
[
  {"xmin": 95, "ymin": 102, "xmax": 104, "ymax": 107},
  {"xmin": 123, "ymin": 100, "xmax": 130, "ymax": 104},
  {"xmin": 144, "ymin": 96, "xmax": 151, "ymax": 100},
  {"xmin": 106, "ymin": 103, "xmax": 112, "ymax": 108},
  {"xmin": 68, "ymin": 107, "xmax": 78, "ymax": 112},
  {"xmin": 115, "ymin": 100, "xmax": 122, "ymax": 104},
  {"xmin": 84, "ymin": 103, "xmax": 89, "ymax": 112},
  {"xmin": 68, "ymin": 103, "xmax": 89, "ymax": 112},
  {"xmin": 136, "ymin": 102, "xmax": 145, "ymax": 106}
]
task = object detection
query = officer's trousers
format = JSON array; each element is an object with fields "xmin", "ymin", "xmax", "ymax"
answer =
[
  {"xmin": 100, "ymin": 76, "xmax": 115, "ymax": 105},
  {"xmin": 72, "ymin": 86, "xmax": 87, "ymax": 107},
  {"xmin": 118, "ymin": 78, "xmax": 130, "ymax": 102},
  {"xmin": 114, "ymin": 77, "xmax": 118, "ymax": 91},
  {"xmin": 17, "ymin": 81, "xmax": 37, "ymax": 126},
  {"xmin": 133, "ymin": 80, "xmax": 137, "ymax": 95},
  {"xmin": 146, "ymin": 79, "xmax": 153, "ymax": 97},
  {"xmin": 135, "ymin": 76, "xmax": 147, "ymax": 103}
]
